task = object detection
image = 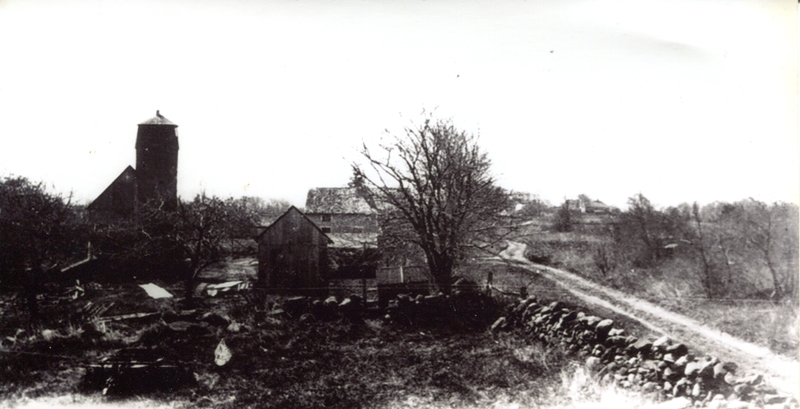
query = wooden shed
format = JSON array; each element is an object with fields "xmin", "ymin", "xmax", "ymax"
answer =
[{"xmin": 256, "ymin": 206, "xmax": 333, "ymax": 294}]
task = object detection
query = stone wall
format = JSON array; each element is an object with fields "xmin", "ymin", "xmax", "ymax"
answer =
[{"xmin": 492, "ymin": 297, "xmax": 796, "ymax": 409}]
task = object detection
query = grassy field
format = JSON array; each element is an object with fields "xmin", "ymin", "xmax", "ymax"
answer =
[{"xmin": 513, "ymin": 214, "xmax": 799, "ymax": 357}]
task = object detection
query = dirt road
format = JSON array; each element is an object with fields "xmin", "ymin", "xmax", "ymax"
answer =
[{"xmin": 499, "ymin": 240, "xmax": 799, "ymax": 396}]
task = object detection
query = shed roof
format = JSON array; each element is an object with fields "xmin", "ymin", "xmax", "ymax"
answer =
[
  {"xmin": 305, "ymin": 187, "xmax": 377, "ymax": 214},
  {"xmin": 256, "ymin": 205, "xmax": 333, "ymax": 243},
  {"xmin": 139, "ymin": 110, "xmax": 177, "ymax": 126}
]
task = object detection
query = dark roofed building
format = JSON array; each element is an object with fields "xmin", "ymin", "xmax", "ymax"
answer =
[
  {"xmin": 88, "ymin": 111, "xmax": 179, "ymax": 218},
  {"xmin": 86, "ymin": 166, "xmax": 137, "ymax": 218}
]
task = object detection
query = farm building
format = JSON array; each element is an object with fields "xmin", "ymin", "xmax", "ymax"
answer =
[
  {"xmin": 305, "ymin": 187, "xmax": 382, "ymax": 279},
  {"xmin": 256, "ymin": 206, "xmax": 333, "ymax": 294},
  {"xmin": 305, "ymin": 187, "xmax": 381, "ymax": 235},
  {"xmin": 88, "ymin": 111, "xmax": 180, "ymax": 218}
]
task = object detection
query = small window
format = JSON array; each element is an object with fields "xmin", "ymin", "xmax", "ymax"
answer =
[
  {"xmin": 322, "ymin": 214, "xmax": 331, "ymax": 222},
  {"xmin": 321, "ymin": 227, "xmax": 331, "ymax": 233}
]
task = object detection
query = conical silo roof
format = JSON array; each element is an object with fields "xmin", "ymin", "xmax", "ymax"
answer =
[{"xmin": 138, "ymin": 110, "xmax": 177, "ymax": 126}]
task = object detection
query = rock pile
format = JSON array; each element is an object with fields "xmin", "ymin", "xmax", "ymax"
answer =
[{"xmin": 492, "ymin": 297, "xmax": 797, "ymax": 409}]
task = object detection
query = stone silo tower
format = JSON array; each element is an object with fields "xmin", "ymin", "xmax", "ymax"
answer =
[{"xmin": 135, "ymin": 110, "xmax": 179, "ymax": 210}]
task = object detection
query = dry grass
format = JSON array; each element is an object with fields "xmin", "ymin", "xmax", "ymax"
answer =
[{"xmin": 518, "ymin": 231, "xmax": 800, "ymax": 357}]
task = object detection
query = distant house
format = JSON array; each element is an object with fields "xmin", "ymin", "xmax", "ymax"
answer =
[
  {"xmin": 585, "ymin": 200, "xmax": 615, "ymax": 214},
  {"xmin": 256, "ymin": 206, "xmax": 332, "ymax": 294},
  {"xmin": 305, "ymin": 188, "xmax": 382, "ymax": 279},
  {"xmin": 565, "ymin": 199, "xmax": 586, "ymax": 213},
  {"xmin": 305, "ymin": 187, "xmax": 380, "ymax": 235}
]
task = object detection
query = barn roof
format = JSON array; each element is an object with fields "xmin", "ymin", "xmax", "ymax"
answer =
[
  {"xmin": 305, "ymin": 187, "xmax": 377, "ymax": 214},
  {"xmin": 138, "ymin": 110, "xmax": 177, "ymax": 126},
  {"xmin": 256, "ymin": 205, "xmax": 333, "ymax": 243},
  {"xmin": 87, "ymin": 165, "xmax": 136, "ymax": 210}
]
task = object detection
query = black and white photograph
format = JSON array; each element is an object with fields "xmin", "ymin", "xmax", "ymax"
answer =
[{"xmin": 0, "ymin": 0, "xmax": 797, "ymax": 408}]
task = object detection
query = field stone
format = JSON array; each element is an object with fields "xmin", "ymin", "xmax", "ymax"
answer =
[
  {"xmin": 665, "ymin": 343, "xmax": 689, "ymax": 357},
  {"xmin": 722, "ymin": 362, "xmax": 738, "ymax": 374},
  {"xmin": 324, "ymin": 296, "xmax": 339, "ymax": 308},
  {"xmin": 691, "ymin": 382, "xmax": 702, "ymax": 397},
  {"xmin": 586, "ymin": 356, "xmax": 603, "ymax": 373},
  {"xmin": 490, "ymin": 317, "xmax": 507, "ymax": 333},
  {"xmin": 663, "ymin": 367, "xmax": 677, "ymax": 381},
  {"xmin": 653, "ymin": 335, "xmax": 672, "ymax": 350},
  {"xmin": 339, "ymin": 297, "xmax": 356, "ymax": 310},
  {"xmin": 755, "ymin": 384, "xmax": 777, "ymax": 394},
  {"xmin": 684, "ymin": 361, "xmax": 701, "ymax": 377},
  {"xmin": 631, "ymin": 338, "xmax": 653, "ymax": 353},
  {"xmin": 595, "ymin": 319, "xmax": 614, "ymax": 334},
  {"xmin": 698, "ymin": 361, "xmax": 716, "ymax": 380},
  {"xmin": 707, "ymin": 398, "xmax": 728, "ymax": 409},
  {"xmin": 764, "ymin": 394, "xmax": 789, "ymax": 405},
  {"xmin": 724, "ymin": 400, "xmax": 750, "ymax": 409},
  {"xmin": 562, "ymin": 310, "xmax": 579, "ymax": 323},
  {"xmin": 608, "ymin": 328, "xmax": 625, "ymax": 337},
  {"xmin": 592, "ymin": 344, "xmax": 605, "ymax": 356},
  {"xmin": 578, "ymin": 315, "xmax": 602, "ymax": 328},
  {"xmin": 741, "ymin": 373, "xmax": 763, "ymax": 386},
  {"xmin": 655, "ymin": 397, "xmax": 692, "ymax": 409},
  {"xmin": 674, "ymin": 355, "xmax": 691, "ymax": 369},
  {"xmin": 733, "ymin": 384, "xmax": 754, "ymax": 396},
  {"xmin": 605, "ymin": 336, "xmax": 628, "ymax": 348},
  {"xmin": 763, "ymin": 404, "xmax": 792, "ymax": 409},
  {"xmin": 642, "ymin": 381, "xmax": 658, "ymax": 392}
]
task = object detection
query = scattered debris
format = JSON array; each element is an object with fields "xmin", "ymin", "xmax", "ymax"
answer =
[
  {"xmin": 214, "ymin": 339, "xmax": 232, "ymax": 366},
  {"xmin": 201, "ymin": 311, "xmax": 232, "ymax": 327},
  {"xmin": 79, "ymin": 301, "xmax": 114, "ymax": 322},
  {"xmin": 138, "ymin": 283, "xmax": 173, "ymax": 299},
  {"xmin": 63, "ymin": 280, "xmax": 85, "ymax": 300},
  {"xmin": 97, "ymin": 312, "xmax": 160, "ymax": 322},
  {"xmin": 204, "ymin": 281, "xmax": 251, "ymax": 297},
  {"xmin": 83, "ymin": 348, "xmax": 194, "ymax": 395}
]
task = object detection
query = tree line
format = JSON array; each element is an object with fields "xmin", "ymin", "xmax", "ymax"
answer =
[
  {"xmin": 0, "ymin": 175, "xmax": 291, "ymax": 312},
  {"xmin": 586, "ymin": 193, "xmax": 798, "ymax": 303}
]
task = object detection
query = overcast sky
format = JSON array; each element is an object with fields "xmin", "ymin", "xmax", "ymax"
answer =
[{"xmin": 0, "ymin": 0, "xmax": 796, "ymax": 210}]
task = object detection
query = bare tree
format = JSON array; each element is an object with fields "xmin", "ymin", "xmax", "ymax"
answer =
[
  {"xmin": 139, "ymin": 194, "xmax": 232, "ymax": 301},
  {"xmin": 352, "ymin": 118, "xmax": 510, "ymax": 292}
]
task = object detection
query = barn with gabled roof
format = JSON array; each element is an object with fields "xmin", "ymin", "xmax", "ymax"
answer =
[{"xmin": 256, "ymin": 206, "xmax": 333, "ymax": 294}]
